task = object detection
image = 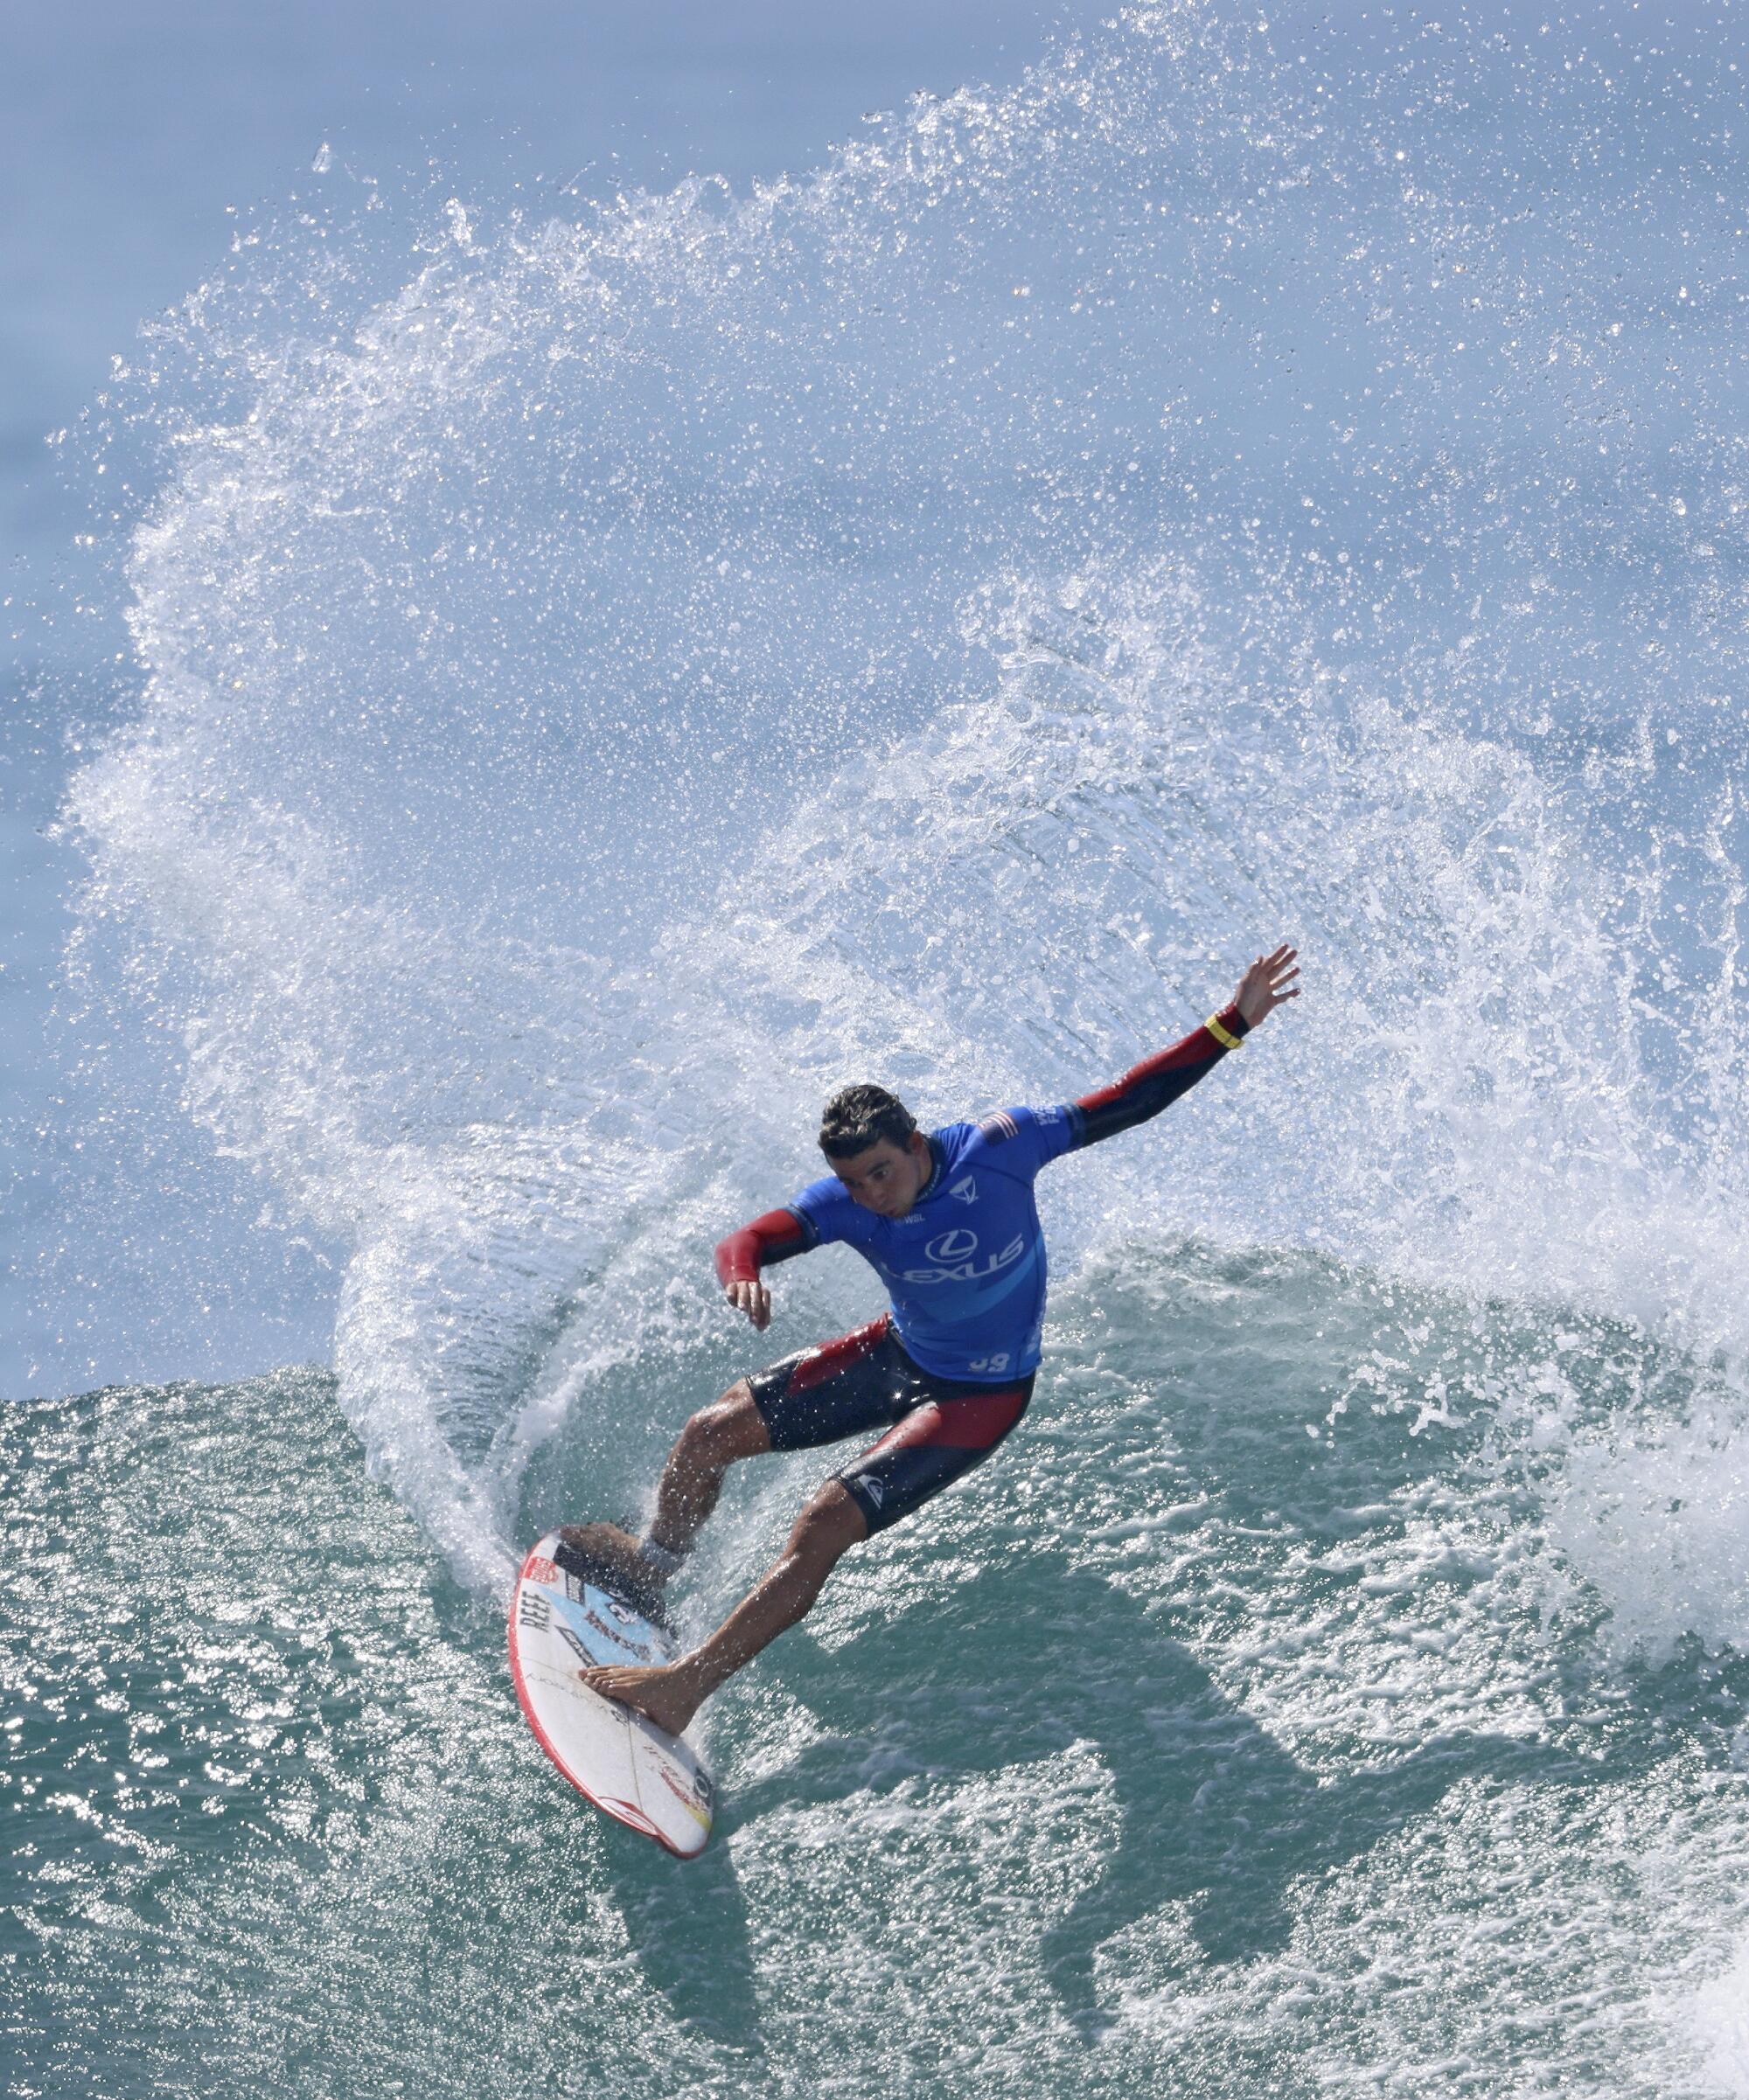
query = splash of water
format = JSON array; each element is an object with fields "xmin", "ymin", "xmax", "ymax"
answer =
[{"xmin": 63, "ymin": 3, "xmax": 1749, "ymax": 1636}]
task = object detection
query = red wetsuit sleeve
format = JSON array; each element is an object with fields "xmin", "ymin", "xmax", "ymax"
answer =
[
  {"xmin": 714, "ymin": 1206, "xmax": 815, "ymax": 1287},
  {"xmin": 1070, "ymin": 1002, "xmax": 1251, "ymax": 1149}
]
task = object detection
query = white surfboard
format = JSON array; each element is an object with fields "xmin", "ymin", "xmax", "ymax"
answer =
[{"xmin": 508, "ymin": 1531, "xmax": 715, "ymax": 1857}]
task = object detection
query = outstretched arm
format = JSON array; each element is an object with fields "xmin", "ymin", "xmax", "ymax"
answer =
[
  {"xmin": 1073, "ymin": 944, "xmax": 1300, "ymax": 1149},
  {"xmin": 714, "ymin": 1208, "xmax": 815, "ymax": 1332}
]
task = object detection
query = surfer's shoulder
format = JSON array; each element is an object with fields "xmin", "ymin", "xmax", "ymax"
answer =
[
  {"xmin": 793, "ymin": 1172, "xmax": 857, "ymax": 1229},
  {"xmin": 926, "ymin": 1118, "xmax": 983, "ymax": 1168},
  {"xmin": 973, "ymin": 1104, "xmax": 1066, "ymax": 1150},
  {"xmin": 966, "ymin": 1102, "xmax": 1078, "ymax": 1172}
]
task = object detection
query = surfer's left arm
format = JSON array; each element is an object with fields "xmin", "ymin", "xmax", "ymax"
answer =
[{"xmin": 1070, "ymin": 943, "xmax": 1300, "ymax": 1149}]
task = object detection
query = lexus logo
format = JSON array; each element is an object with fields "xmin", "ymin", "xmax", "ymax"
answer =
[{"xmin": 925, "ymin": 1228, "xmax": 979, "ymax": 1262}]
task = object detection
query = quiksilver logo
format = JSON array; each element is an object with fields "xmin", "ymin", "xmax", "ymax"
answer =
[{"xmin": 948, "ymin": 1174, "xmax": 978, "ymax": 1204}]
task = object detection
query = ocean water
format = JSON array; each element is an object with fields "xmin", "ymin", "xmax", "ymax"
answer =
[{"xmin": 9, "ymin": 1, "xmax": 1749, "ymax": 2091}]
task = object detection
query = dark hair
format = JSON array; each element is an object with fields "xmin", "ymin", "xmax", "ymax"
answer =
[{"xmin": 819, "ymin": 1083, "xmax": 917, "ymax": 1160}]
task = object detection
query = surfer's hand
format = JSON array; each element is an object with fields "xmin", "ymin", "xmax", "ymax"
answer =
[
  {"xmin": 727, "ymin": 1279, "xmax": 772, "ymax": 1331},
  {"xmin": 1235, "ymin": 944, "xmax": 1300, "ymax": 1027}
]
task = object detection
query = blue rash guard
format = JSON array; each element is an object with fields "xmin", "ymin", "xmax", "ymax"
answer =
[
  {"xmin": 713, "ymin": 1003, "xmax": 1253, "ymax": 1389},
  {"xmin": 786, "ymin": 1105, "xmax": 1076, "ymax": 1381}
]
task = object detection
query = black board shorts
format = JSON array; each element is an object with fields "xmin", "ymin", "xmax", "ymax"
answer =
[{"xmin": 748, "ymin": 1315, "xmax": 1035, "ymax": 1535}]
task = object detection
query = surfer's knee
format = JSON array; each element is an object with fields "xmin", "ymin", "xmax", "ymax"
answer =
[
  {"xmin": 680, "ymin": 1382, "xmax": 770, "ymax": 1469},
  {"xmin": 787, "ymin": 1481, "xmax": 866, "ymax": 1569}
]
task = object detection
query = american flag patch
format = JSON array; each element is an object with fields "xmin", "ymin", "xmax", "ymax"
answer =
[{"xmin": 979, "ymin": 1110, "xmax": 1021, "ymax": 1142}]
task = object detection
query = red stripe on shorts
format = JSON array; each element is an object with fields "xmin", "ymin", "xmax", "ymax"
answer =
[
  {"xmin": 786, "ymin": 1317, "xmax": 893, "ymax": 1395},
  {"xmin": 862, "ymin": 1384, "xmax": 1028, "ymax": 1456}
]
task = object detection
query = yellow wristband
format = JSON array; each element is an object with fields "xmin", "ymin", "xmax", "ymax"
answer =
[{"xmin": 1206, "ymin": 1013, "xmax": 1244, "ymax": 1053}]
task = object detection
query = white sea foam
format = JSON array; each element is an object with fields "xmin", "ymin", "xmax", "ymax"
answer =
[
  {"xmin": 1686, "ymin": 1933, "xmax": 1749, "ymax": 2098},
  {"xmin": 1547, "ymin": 1400, "xmax": 1749, "ymax": 1665}
]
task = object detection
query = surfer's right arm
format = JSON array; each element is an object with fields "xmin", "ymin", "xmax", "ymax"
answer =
[{"xmin": 714, "ymin": 1208, "xmax": 815, "ymax": 1332}]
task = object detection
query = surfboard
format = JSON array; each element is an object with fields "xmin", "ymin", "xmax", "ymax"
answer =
[{"xmin": 507, "ymin": 1530, "xmax": 715, "ymax": 1857}]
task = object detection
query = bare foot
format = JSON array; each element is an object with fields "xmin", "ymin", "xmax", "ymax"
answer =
[
  {"xmin": 556, "ymin": 1522, "xmax": 665, "ymax": 1592},
  {"xmin": 580, "ymin": 1660, "xmax": 705, "ymax": 1737}
]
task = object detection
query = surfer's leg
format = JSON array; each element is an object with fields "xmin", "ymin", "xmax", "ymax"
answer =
[
  {"xmin": 580, "ymin": 1371, "xmax": 1034, "ymax": 1730},
  {"xmin": 580, "ymin": 1481, "xmax": 868, "ymax": 1735},
  {"xmin": 557, "ymin": 1383, "xmax": 770, "ymax": 1596},
  {"xmin": 572, "ymin": 1324, "xmax": 909, "ymax": 1721},
  {"xmin": 832, "ymin": 1375, "xmax": 1035, "ymax": 1535},
  {"xmin": 627, "ymin": 1320, "xmax": 902, "ymax": 1579},
  {"xmin": 646, "ymin": 1380, "xmax": 772, "ymax": 1560},
  {"xmin": 561, "ymin": 1322, "xmax": 899, "ymax": 1596}
]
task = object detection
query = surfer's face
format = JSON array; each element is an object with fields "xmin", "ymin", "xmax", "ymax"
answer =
[{"xmin": 830, "ymin": 1131, "xmax": 932, "ymax": 1218}]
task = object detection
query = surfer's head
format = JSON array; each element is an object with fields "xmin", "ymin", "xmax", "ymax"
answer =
[{"xmin": 819, "ymin": 1084, "xmax": 932, "ymax": 1217}]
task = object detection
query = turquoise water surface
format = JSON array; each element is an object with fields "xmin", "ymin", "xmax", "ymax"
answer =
[{"xmin": 10, "ymin": 1246, "xmax": 1749, "ymax": 2095}]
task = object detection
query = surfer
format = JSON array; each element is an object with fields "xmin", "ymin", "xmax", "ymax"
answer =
[{"xmin": 562, "ymin": 944, "xmax": 1300, "ymax": 1735}]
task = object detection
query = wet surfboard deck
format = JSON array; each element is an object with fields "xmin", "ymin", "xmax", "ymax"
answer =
[{"xmin": 508, "ymin": 1531, "xmax": 715, "ymax": 1857}]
